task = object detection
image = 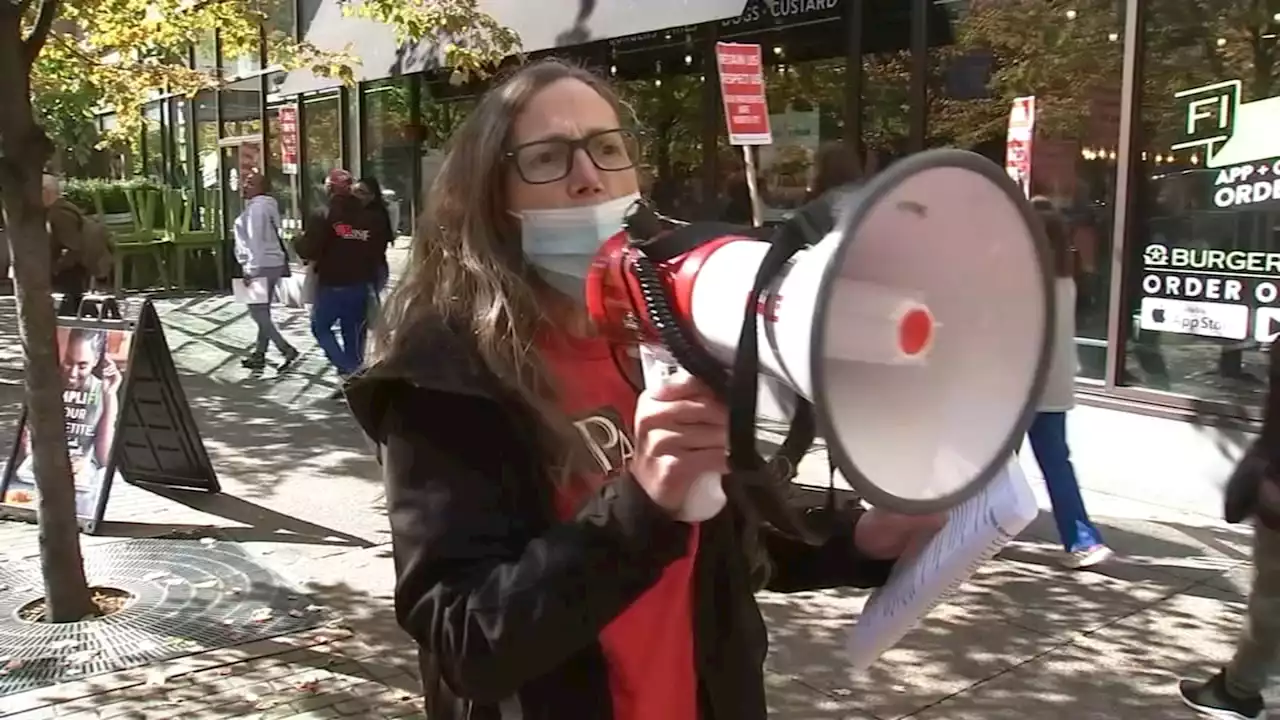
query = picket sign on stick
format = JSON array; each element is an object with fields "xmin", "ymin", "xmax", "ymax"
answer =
[{"xmin": 715, "ymin": 41, "xmax": 772, "ymax": 228}]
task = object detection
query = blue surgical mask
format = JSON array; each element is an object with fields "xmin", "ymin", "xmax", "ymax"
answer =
[{"xmin": 516, "ymin": 193, "xmax": 640, "ymax": 302}]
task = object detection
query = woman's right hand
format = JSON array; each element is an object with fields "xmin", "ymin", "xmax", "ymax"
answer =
[{"xmin": 630, "ymin": 373, "xmax": 728, "ymax": 515}]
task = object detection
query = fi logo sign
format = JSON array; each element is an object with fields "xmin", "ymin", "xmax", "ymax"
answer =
[{"xmin": 1172, "ymin": 79, "xmax": 1280, "ymax": 209}]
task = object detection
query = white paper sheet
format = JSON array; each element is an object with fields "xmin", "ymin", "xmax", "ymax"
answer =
[
  {"xmin": 844, "ymin": 458, "xmax": 1039, "ymax": 672},
  {"xmin": 232, "ymin": 277, "xmax": 270, "ymax": 305}
]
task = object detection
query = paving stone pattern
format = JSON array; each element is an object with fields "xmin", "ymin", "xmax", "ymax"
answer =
[{"xmin": 0, "ymin": 245, "xmax": 1270, "ymax": 717}]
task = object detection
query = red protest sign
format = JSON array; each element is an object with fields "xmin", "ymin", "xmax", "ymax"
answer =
[
  {"xmin": 715, "ymin": 42, "xmax": 772, "ymax": 146},
  {"xmin": 278, "ymin": 106, "xmax": 299, "ymax": 176}
]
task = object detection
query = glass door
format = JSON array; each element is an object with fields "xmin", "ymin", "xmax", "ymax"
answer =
[{"xmin": 218, "ymin": 137, "xmax": 263, "ymax": 239}]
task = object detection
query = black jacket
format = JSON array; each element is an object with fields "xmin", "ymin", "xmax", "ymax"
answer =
[
  {"xmin": 296, "ymin": 194, "xmax": 388, "ymax": 287},
  {"xmin": 345, "ymin": 323, "xmax": 896, "ymax": 720},
  {"xmin": 1225, "ymin": 342, "xmax": 1280, "ymax": 528}
]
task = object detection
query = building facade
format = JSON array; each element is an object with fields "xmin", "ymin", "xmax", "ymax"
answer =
[{"xmin": 99, "ymin": 0, "xmax": 1280, "ymax": 428}]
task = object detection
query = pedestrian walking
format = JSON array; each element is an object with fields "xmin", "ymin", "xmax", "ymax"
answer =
[
  {"xmin": 353, "ymin": 176, "xmax": 394, "ymax": 298},
  {"xmin": 232, "ymin": 171, "xmax": 299, "ymax": 370},
  {"xmin": 1025, "ymin": 197, "xmax": 1113, "ymax": 569},
  {"xmin": 295, "ymin": 169, "xmax": 386, "ymax": 386},
  {"xmin": 344, "ymin": 58, "xmax": 941, "ymax": 720},
  {"xmin": 1179, "ymin": 342, "xmax": 1280, "ymax": 720}
]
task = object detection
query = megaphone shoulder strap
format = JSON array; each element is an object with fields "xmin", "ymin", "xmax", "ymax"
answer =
[{"xmin": 724, "ymin": 226, "xmax": 831, "ymax": 546}]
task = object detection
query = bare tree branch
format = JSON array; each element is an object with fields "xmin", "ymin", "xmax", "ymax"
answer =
[{"xmin": 23, "ymin": 0, "xmax": 60, "ymax": 67}]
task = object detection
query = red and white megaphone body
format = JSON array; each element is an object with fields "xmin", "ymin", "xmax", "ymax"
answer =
[{"xmin": 585, "ymin": 149, "xmax": 1055, "ymax": 519}]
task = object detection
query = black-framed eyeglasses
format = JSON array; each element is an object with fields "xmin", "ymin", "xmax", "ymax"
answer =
[{"xmin": 505, "ymin": 128, "xmax": 640, "ymax": 185}]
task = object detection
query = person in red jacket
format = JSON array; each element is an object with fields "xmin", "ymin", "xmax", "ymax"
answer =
[
  {"xmin": 344, "ymin": 58, "xmax": 940, "ymax": 720},
  {"xmin": 296, "ymin": 169, "xmax": 388, "ymax": 382}
]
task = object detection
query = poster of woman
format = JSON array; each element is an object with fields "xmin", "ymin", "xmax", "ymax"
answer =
[{"xmin": 1, "ymin": 326, "xmax": 133, "ymax": 520}]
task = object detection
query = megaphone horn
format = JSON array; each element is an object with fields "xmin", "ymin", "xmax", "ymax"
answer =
[{"xmin": 586, "ymin": 149, "xmax": 1055, "ymax": 521}]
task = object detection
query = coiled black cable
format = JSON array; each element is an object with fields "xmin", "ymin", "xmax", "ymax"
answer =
[{"xmin": 628, "ymin": 250, "xmax": 731, "ymax": 402}]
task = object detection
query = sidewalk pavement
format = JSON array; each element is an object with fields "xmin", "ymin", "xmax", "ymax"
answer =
[{"xmin": 0, "ymin": 272, "xmax": 1265, "ymax": 719}]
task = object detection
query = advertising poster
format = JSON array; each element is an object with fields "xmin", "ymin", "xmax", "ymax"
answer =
[
  {"xmin": 1005, "ymin": 96, "xmax": 1036, "ymax": 198},
  {"xmin": 1136, "ymin": 77, "xmax": 1280, "ymax": 345},
  {"xmin": 1, "ymin": 326, "xmax": 133, "ymax": 521}
]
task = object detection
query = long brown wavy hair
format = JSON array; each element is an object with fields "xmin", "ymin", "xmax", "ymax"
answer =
[{"xmin": 369, "ymin": 59, "xmax": 629, "ymax": 482}]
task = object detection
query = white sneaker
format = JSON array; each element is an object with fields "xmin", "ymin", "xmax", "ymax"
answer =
[{"xmin": 1062, "ymin": 544, "xmax": 1114, "ymax": 570}]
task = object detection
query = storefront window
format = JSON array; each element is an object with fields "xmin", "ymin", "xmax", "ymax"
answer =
[
  {"xmin": 267, "ymin": 77, "xmax": 303, "ymax": 231},
  {"xmin": 757, "ymin": 58, "xmax": 845, "ymax": 222},
  {"xmin": 303, "ymin": 93, "xmax": 342, "ymax": 213},
  {"xmin": 221, "ymin": 76, "xmax": 263, "ymax": 140},
  {"xmin": 615, "ymin": 73, "xmax": 705, "ymax": 219},
  {"xmin": 144, "ymin": 101, "xmax": 165, "ymax": 181},
  {"xmin": 418, "ymin": 87, "xmax": 475, "ymax": 204},
  {"xmin": 193, "ymin": 91, "xmax": 219, "ymax": 230},
  {"xmin": 913, "ymin": 0, "xmax": 1124, "ymax": 381},
  {"xmin": 1121, "ymin": 0, "xmax": 1280, "ymax": 406},
  {"xmin": 264, "ymin": 0, "xmax": 297, "ymax": 66},
  {"xmin": 169, "ymin": 97, "xmax": 190, "ymax": 190},
  {"xmin": 363, "ymin": 79, "xmax": 415, "ymax": 235},
  {"xmin": 195, "ymin": 30, "xmax": 217, "ymax": 73}
]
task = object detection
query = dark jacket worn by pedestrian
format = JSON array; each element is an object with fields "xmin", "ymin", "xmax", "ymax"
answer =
[
  {"xmin": 295, "ymin": 194, "xmax": 387, "ymax": 287},
  {"xmin": 1225, "ymin": 342, "xmax": 1280, "ymax": 529},
  {"xmin": 345, "ymin": 322, "xmax": 898, "ymax": 720}
]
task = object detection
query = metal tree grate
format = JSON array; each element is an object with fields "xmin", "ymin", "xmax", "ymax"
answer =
[{"xmin": 0, "ymin": 538, "xmax": 328, "ymax": 696}]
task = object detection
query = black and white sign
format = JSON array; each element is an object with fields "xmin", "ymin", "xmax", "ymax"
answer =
[
  {"xmin": 1256, "ymin": 307, "xmax": 1280, "ymax": 343},
  {"xmin": 1139, "ymin": 297, "xmax": 1249, "ymax": 340}
]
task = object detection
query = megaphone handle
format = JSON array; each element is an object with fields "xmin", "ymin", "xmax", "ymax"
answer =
[{"xmin": 636, "ymin": 344, "xmax": 729, "ymax": 523}]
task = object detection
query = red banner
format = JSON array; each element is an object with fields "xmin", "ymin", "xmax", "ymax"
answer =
[
  {"xmin": 1005, "ymin": 96, "xmax": 1036, "ymax": 198},
  {"xmin": 715, "ymin": 42, "xmax": 772, "ymax": 146},
  {"xmin": 278, "ymin": 106, "xmax": 299, "ymax": 176}
]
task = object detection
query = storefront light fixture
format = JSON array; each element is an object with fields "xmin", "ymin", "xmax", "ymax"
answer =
[
  {"xmin": 1191, "ymin": 153, "xmax": 1200, "ymax": 165},
  {"xmin": 610, "ymin": 64, "xmax": 617, "ymax": 76},
  {"xmin": 655, "ymin": 79, "xmax": 663, "ymax": 87},
  {"xmin": 1065, "ymin": 9, "xmax": 1077, "ymax": 20},
  {"xmin": 684, "ymin": 54, "xmax": 693, "ymax": 66},
  {"xmin": 1108, "ymin": 32, "xmax": 1119, "ymax": 42},
  {"xmin": 1217, "ymin": 37, "xmax": 1227, "ymax": 47},
  {"xmin": 1274, "ymin": 11, "xmax": 1280, "ymax": 21},
  {"xmin": 773, "ymin": 46, "xmax": 783, "ymax": 56}
]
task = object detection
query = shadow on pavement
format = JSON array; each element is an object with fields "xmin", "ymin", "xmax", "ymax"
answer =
[{"xmin": 94, "ymin": 486, "xmax": 375, "ymax": 549}]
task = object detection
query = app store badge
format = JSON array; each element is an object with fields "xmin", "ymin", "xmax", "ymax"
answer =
[{"xmin": 1139, "ymin": 297, "xmax": 1250, "ymax": 340}]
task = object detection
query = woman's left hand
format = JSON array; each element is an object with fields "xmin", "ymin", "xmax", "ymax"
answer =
[{"xmin": 853, "ymin": 507, "xmax": 947, "ymax": 561}]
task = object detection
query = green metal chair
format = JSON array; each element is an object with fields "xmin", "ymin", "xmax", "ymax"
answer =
[
  {"xmin": 163, "ymin": 187, "xmax": 224, "ymax": 290},
  {"xmin": 110, "ymin": 188, "xmax": 172, "ymax": 293}
]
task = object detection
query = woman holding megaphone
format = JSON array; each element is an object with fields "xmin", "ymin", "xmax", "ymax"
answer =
[{"xmin": 345, "ymin": 59, "xmax": 940, "ymax": 720}]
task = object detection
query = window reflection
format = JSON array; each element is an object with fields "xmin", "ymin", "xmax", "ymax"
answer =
[
  {"xmin": 363, "ymin": 79, "xmax": 415, "ymax": 236},
  {"xmin": 921, "ymin": 0, "xmax": 1123, "ymax": 381},
  {"xmin": 267, "ymin": 76, "xmax": 303, "ymax": 232},
  {"xmin": 169, "ymin": 97, "xmax": 190, "ymax": 190},
  {"xmin": 1121, "ymin": 0, "xmax": 1280, "ymax": 406},
  {"xmin": 144, "ymin": 102, "xmax": 165, "ymax": 181},
  {"xmin": 303, "ymin": 93, "xmax": 341, "ymax": 213},
  {"xmin": 194, "ymin": 91, "xmax": 219, "ymax": 231}
]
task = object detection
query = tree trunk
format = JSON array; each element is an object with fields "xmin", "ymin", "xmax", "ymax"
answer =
[{"xmin": 0, "ymin": 6, "xmax": 96, "ymax": 623}]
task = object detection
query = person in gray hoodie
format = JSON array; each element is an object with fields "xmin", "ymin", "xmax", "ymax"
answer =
[{"xmin": 233, "ymin": 172, "xmax": 299, "ymax": 370}]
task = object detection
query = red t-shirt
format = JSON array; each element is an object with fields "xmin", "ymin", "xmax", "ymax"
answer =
[{"xmin": 539, "ymin": 328, "xmax": 700, "ymax": 720}]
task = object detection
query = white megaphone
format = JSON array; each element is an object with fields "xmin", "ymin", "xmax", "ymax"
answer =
[{"xmin": 585, "ymin": 149, "xmax": 1055, "ymax": 520}]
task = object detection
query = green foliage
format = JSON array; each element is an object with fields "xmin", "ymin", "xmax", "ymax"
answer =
[
  {"xmin": 20, "ymin": 0, "xmax": 518, "ymax": 154},
  {"xmin": 343, "ymin": 0, "xmax": 521, "ymax": 83},
  {"xmin": 62, "ymin": 177, "xmax": 166, "ymax": 215}
]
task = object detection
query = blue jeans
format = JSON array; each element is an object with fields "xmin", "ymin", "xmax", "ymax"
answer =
[
  {"xmin": 311, "ymin": 283, "xmax": 368, "ymax": 377},
  {"xmin": 1027, "ymin": 412, "xmax": 1104, "ymax": 553}
]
